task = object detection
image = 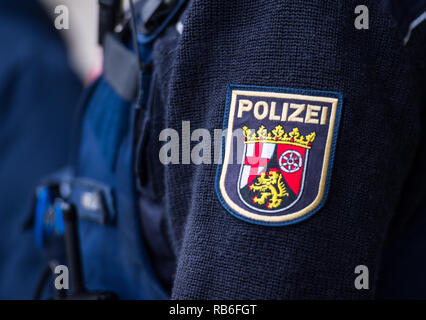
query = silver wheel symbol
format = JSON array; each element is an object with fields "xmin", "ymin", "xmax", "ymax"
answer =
[{"xmin": 279, "ymin": 150, "xmax": 303, "ymax": 173}]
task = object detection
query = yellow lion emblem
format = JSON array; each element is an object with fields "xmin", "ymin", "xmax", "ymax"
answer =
[{"xmin": 249, "ymin": 169, "xmax": 289, "ymax": 209}]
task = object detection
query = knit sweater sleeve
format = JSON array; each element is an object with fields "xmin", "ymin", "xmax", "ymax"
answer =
[{"xmin": 152, "ymin": 0, "xmax": 426, "ymax": 299}]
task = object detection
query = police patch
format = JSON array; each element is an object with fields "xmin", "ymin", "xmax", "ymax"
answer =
[{"xmin": 215, "ymin": 84, "xmax": 343, "ymax": 226}]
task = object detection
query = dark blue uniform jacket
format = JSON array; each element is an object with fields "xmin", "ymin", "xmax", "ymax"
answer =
[{"xmin": 141, "ymin": 0, "xmax": 426, "ymax": 299}]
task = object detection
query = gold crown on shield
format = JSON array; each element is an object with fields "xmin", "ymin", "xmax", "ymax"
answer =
[{"xmin": 242, "ymin": 125, "xmax": 316, "ymax": 149}]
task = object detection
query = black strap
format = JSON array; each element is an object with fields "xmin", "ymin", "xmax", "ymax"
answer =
[{"xmin": 98, "ymin": 0, "xmax": 122, "ymax": 45}]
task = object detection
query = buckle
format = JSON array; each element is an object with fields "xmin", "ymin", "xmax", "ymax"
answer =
[
  {"xmin": 33, "ymin": 178, "xmax": 116, "ymax": 249},
  {"xmin": 34, "ymin": 199, "xmax": 117, "ymax": 300}
]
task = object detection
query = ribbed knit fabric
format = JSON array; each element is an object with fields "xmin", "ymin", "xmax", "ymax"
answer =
[{"xmin": 147, "ymin": 0, "xmax": 426, "ymax": 299}]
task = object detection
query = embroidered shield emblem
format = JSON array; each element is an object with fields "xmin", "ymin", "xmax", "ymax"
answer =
[{"xmin": 215, "ymin": 84, "xmax": 343, "ymax": 226}]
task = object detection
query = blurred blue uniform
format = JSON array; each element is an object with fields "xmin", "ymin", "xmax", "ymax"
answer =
[{"xmin": 0, "ymin": 1, "xmax": 82, "ymax": 298}]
